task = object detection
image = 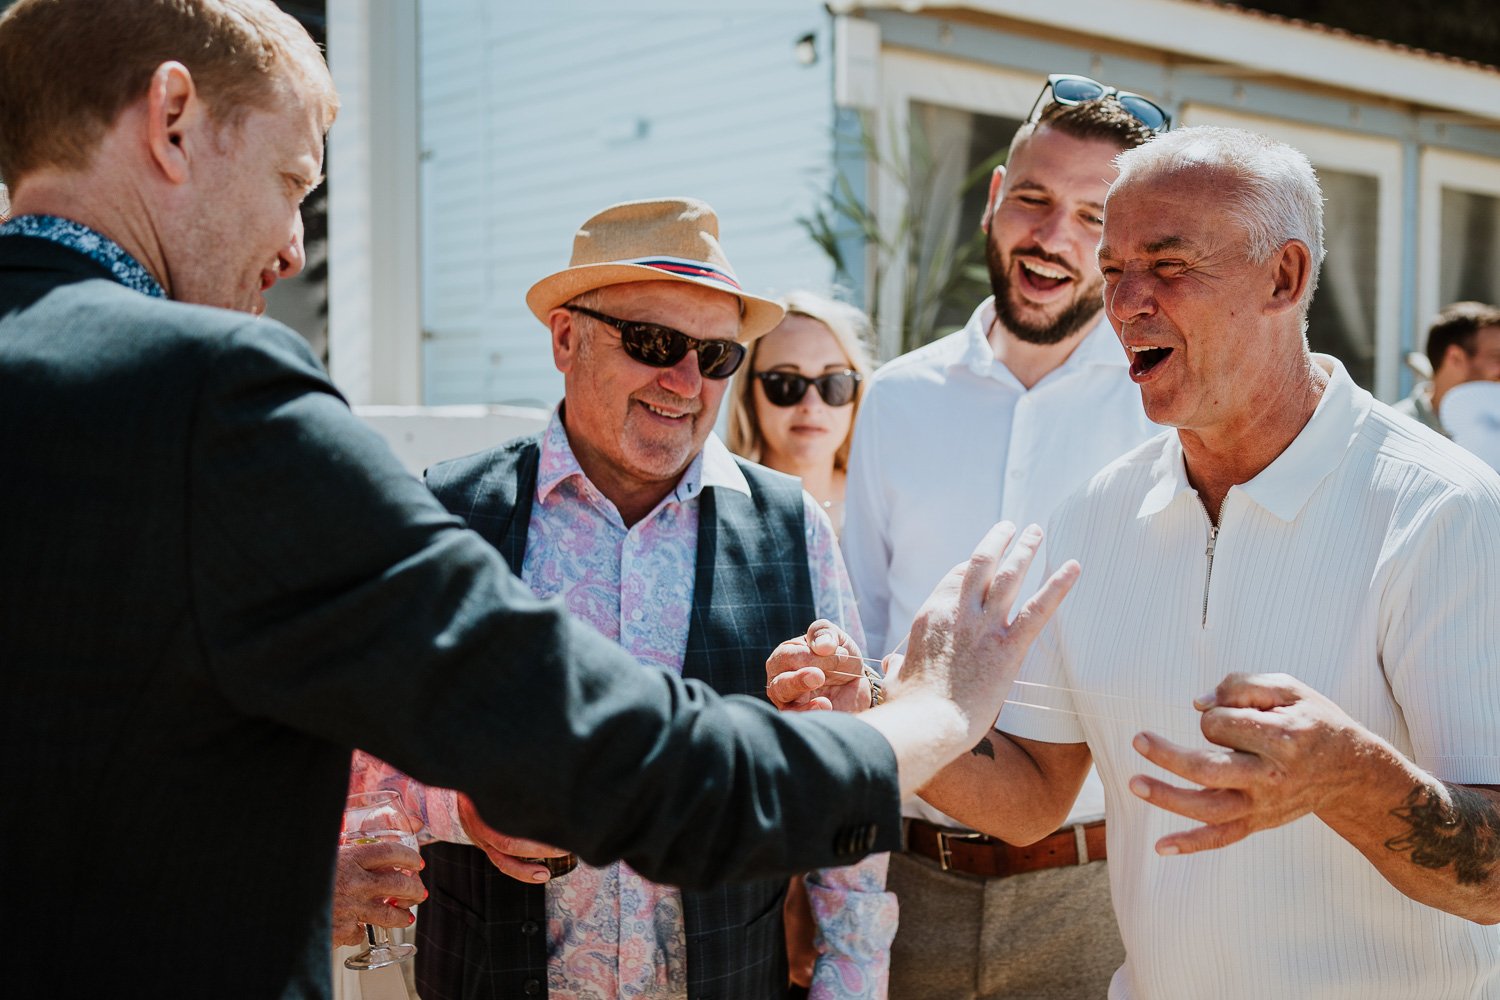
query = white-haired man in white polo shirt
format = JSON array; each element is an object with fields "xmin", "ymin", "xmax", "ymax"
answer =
[{"xmin": 806, "ymin": 126, "xmax": 1500, "ymax": 997}]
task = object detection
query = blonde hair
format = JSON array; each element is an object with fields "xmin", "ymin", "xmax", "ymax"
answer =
[{"xmin": 727, "ymin": 290, "xmax": 873, "ymax": 471}]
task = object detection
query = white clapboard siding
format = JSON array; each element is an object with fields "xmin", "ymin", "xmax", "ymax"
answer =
[{"xmin": 419, "ymin": 0, "xmax": 836, "ymax": 407}]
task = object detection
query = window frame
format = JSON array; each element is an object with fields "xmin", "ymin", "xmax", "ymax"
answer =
[{"xmin": 1419, "ymin": 149, "xmax": 1500, "ymax": 337}]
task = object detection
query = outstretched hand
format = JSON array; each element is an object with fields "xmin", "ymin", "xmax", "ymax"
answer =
[
  {"xmin": 1129, "ymin": 672, "xmax": 1366, "ymax": 856},
  {"xmin": 849, "ymin": 521, "xmax": 1079, "ymax": 799},
  {"xmin": 894, "ymin": 521, "xmax": 1079, "ymax": 746}
]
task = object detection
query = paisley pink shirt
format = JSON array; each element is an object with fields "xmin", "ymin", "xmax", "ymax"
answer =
[{"xmin": 353, "ymin": 413, "xmax": 894, "ymax": 999}]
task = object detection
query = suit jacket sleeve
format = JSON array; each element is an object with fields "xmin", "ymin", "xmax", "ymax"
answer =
[{"xmin": 186, "ymin": 322, "xmax": 902, "ymax": 888}]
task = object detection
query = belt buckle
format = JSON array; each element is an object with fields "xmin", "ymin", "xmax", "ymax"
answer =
[{"xmin": 935, "ymin": 829, "xmax": 989, "ymax": 872}]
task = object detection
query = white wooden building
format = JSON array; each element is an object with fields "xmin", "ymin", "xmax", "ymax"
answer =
[{"xmin": 325, "ymin": 0, "xmax": 1500, "ymax": 407}]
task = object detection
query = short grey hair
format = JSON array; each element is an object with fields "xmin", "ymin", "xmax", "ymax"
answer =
[
  {"xmin": 1112, "ymin": 126, "xmax": 1325, "ymax": 309},
  {"xmin": 564, "ymin": 288, "xmax": 606, "ymax": 312}
]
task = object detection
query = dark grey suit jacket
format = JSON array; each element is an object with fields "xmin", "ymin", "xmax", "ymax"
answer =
[{"xmin": 0, "ymin": 236, "xmax": 900, "ymax": 998}]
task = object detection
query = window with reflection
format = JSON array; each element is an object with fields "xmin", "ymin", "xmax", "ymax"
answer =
[
  {"xmin": 908, "ymin": 102, "xmax": 1022, "ymax": 346},
  {"xmin": 1440, "ymin": 187, "xmax": 1500, "ymax": 306},
  {"xmin": 1305, "ymin": 168, "xmax": 1380, "ymax": 390}
]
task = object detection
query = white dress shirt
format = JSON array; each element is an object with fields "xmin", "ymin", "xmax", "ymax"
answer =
[
  {"xmin": 1002, "ymin": 358, "xmax": 1500, "ymax": 998},
  {"xmin": 843, "ymin": 298, "xmax": 1159, "ymax": 826}
]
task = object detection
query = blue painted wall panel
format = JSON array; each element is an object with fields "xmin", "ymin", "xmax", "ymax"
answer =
[{"xmin": 418, "ymin": 0, "xmax": 836, "ymax": 407}]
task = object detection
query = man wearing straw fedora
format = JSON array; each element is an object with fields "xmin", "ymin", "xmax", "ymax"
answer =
[{"xmin": 361, "ymin": 197, "xmax": 897, "ymax": 1000}]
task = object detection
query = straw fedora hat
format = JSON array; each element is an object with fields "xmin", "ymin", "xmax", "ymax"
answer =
[{"xmin": 525, "ymin": 197, "xmax": 784, "ymax": 343}]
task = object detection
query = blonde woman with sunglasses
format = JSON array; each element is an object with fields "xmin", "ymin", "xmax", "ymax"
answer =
[{"xmin": 728, "ymin": 291, "xmax": 873, "ymax": 535}]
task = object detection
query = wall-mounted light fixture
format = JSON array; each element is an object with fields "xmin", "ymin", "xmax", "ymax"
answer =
[{"xmin": 794, "ymin": 32, "xmax": 817, "ymax": 66}]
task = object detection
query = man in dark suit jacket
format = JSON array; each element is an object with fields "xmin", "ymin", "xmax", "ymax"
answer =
[
  {"xmin": 358, "ymin": 197, "xmax": 895, "ymax": 1000},
  {"xmin": 0, "ymin": 2, "xmax": 1075, "ymax": 997}
]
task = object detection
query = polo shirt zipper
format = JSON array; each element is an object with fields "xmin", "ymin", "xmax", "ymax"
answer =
[
  {"xmin": 1198, "ymin": 498, "xmax": 1225, "ymax": 628},
  {"xmin": 1202, "ymin": 524, "xmax": 1219, "ymax": 627}
]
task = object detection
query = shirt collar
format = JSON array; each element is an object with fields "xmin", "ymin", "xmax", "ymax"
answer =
[
  {"xmin": 1410, "ymin": 381, "xmax": 1448, "ymax": 436},
  {"xmin": 535, "ymin": 408, "xmax": 750, "ymax": 509},
  {"xmin": 0, "ymin": 214, "xmax": 165, "ymax": 299},
  {"xmin": 954, "ymin": 299, "xmax": 1002, "ymax": 374},
  {"xmin": 1137, "ymin": 354, "xmax": 1370, "ymax": 522},
  {"xmin": 951, "ymin": 298, "xmax": 1125, "ymax": 379}
]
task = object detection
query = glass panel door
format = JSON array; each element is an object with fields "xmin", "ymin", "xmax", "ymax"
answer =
[
  {"xmin": 904, "ymin": 100, "xmax": 1022, "ymax": 347},
  {"xmin": 873, "ymin": 52, "xmax": 1040, "ymax": 359},
  {"xmin": 1439, "ymin": 187, "xmax": 1500, "ymax": 306},
  {"xmin": 1305, "ymin": 169, "xmax": 1381, "ymax": 389},
  {"xmin": 1419, "ymin": 150, "xmax": 1500, "ymax": 379}
]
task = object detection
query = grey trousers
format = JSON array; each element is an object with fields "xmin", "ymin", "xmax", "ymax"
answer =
[{"xmin": 887, "ymin": 850, "xmax": 1124, "ymax": 1000}]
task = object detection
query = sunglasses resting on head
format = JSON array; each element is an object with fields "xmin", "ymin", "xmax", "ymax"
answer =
[{"xmin": 1027, "ymin": 73, "xmax": 1172, "ymax": 133}]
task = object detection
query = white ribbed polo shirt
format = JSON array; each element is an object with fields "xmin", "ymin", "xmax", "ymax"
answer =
[
  {"xmin": 1001, "ymin": 358, "xmax": 1500, "ymax": 998},
  {"xmin": 844, "ymin": 300, "xmax": 1160, "ymax": 828}
]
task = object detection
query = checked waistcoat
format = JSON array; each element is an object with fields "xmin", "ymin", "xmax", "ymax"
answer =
[{"xmin": 415, "ymin": 435, "xmax": 814, "ymax": 1000}]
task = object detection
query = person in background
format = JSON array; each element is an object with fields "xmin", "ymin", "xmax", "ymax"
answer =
[
  {"xmin": 1397, "ymin": 300, "xmax": 1500, "ymax": 435},
  {"xmin": 728, "ymin": 290, "xmax": 873, "ymax": 535}
]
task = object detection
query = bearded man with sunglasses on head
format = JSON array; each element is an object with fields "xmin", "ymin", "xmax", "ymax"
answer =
[
  {"xmin": 359, "ymin": 197, "xmax": 896, "ymax": 1000},
  {"xmin": 824, "ymin": 79, "xmax": 1169, "ymax": 998}
]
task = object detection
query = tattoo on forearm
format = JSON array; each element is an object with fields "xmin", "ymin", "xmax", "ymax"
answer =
[
  {"xmin": 1385, "ymin": 784, "xmax": 1500, "ymax": 886},
  {"xmin": 971, "ymin": 737, "xmax": 995, "ymax": 759}
]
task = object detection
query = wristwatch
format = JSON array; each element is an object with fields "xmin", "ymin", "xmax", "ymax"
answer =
[{"xmin": 862, "ymin": 662, "xmax": 886, "ymax": 707}]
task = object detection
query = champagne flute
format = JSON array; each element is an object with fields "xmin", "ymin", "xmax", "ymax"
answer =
[{"xmin": 341, "ymin": 789, "xmax": 420, "ymax": 971}]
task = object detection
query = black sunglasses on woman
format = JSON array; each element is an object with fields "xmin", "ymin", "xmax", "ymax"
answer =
[{"xmin": 754, "ymin": 370, "xmax": 862, "ymax": 407}]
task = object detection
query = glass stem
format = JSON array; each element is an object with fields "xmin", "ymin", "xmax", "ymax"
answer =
[{"xmin": 367, "ymin": 921, "xmax": 392, "ymax": 951}]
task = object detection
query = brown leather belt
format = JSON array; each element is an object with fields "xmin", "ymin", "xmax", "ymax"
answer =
[{"xmin": 905, "ymin": 818, "xmax": 1107, "ymax": 878}]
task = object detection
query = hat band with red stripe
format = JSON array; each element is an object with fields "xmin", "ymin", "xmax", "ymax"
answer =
[{"xmin": 618, "ymin": 256, "xmax": 743, "ymax": 291}]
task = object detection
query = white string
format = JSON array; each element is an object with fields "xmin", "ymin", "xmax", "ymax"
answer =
[
  {"xmin": 834, "ymin": 657, "xmax": 1196, "ymax": 713},
  {"xmin": 1011, "ymin": 679, "xmax": 1196, "ymax": 716},
  {"xmin": 1000, "ymin": 699, "xmax": 1204, "ymax": 741},
  {"xmin": 779, "ymin": 657, "xmax": 1204, "ymax": 738}
]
